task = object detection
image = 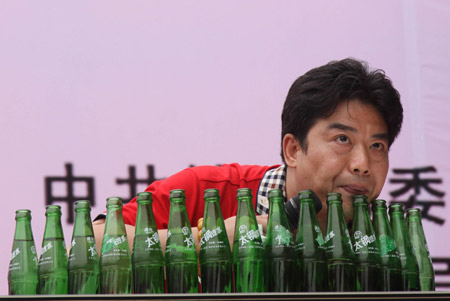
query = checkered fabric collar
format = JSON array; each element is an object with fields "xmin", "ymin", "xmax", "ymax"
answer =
[{"xmin": 255, "ymin": 165, "xmax": 287, "ymax": 215}]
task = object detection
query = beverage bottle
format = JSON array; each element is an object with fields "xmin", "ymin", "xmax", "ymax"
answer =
[
  {"xmin": 371, "ymin": 199, "xmax": 402, "ymax": 291},
  {"xmin": 265, "ymin": 189, "xmax": 296, "ymax": 292},
  {"xmin": 68, "ymin": 201, "xmax": 99, "ymax": 294},
  {"xmin": 406, "ymin": 208, "xmax": 435, "ymax": 291},
  {"xmin": 99, "ymin": 197, "xmax": 132, "ymax": 294},
  {"xmin": 295, "ymin": 191, "xmax": 327, "ymax": 292},
  {"xmin": 38, "ymin": 205, "xmax": 68, "ymax": 294},
  {"xmin": 8, "ymin": 209, "xmax": 38, "ymax": 295},
  {"xmin": 324, "ymin": 193, "xmax": 355, "ymax": 291},
  {"xmin": 165, "ymin": 189, "xmax": 199, "ymax": 293},
  {"xmin": 389, "ymin": 204, "xmax": 420, "ymax": 291},
  {"xmin": 132, "ymin": 192, "xmax": 165, "ymax": 294},
  {"xmin": 199, "ymin": 189, "xmax": 233, "ymax": 293},
  {"xmin": 351, "ymin": 195, "xmax": 381, "ymax": 291},
  {"xmin": 232, "ymin": 188, "xmax": 265, "ymax": 292}
]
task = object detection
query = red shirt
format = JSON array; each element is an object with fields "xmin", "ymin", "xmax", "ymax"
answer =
[{"xmin": 122, "ymin": 163, "xmax": 278, "ymax": 229}]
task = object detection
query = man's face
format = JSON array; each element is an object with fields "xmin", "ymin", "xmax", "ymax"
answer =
[{"xmin": 289, "ymin": 99, "xmax": 389, "ymax": 224}]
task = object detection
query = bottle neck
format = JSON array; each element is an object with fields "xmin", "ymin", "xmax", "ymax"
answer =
[
  {"xmin": 353, "ymin": 204, "xmax": 371, "ymax": 226},
  {"xmin": 14, "ymin": 218, "xmax": 34, "ymax": 241},
  {"xmin": 43, "ymin": 214, "xmax": 64, "ymax": 239},
  {"xmin": 168, "ymin": 200, "xmax": 190, "ymax": 230},
  {"xmin": 72, "ymin": 209, "xmax": 93, "ymax": 237},
  {"xmin": 300, "ymin": 199, "xmax": 321, "ymax": 226},
  {"xmin": 104, "ymin": 207, "xmax": 126, "ymax": 236},
  {"xmin": 135, "ymin": 202, "xmax": 155, "ymax": 235},
  {"xmin": 373, "ymin": 207, "xmax": 391, "ymax": 231},
  {"xmin": 203, "ymin": 199, "xmax": 223, "ymax": 224},
  {"xmin": 237, "ymin": 197, "xmax": 255, "ymax": 216},
  {"xmin": 269, "ymin": 197, "xmax": 284, "ymax": 214},
  {"xmin": 326, "ymin": 201, "xmax": 346, "ymax": 231}
]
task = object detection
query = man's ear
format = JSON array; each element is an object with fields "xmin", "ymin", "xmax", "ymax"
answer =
[{"xmin": 282, "ymin": 134, "xmax": 301, "ymax": 168}]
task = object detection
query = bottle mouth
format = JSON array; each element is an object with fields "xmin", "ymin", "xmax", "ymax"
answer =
[
  {"xmin": 326, "ymin": 192, "xmax": 342, "ymax": 203},
  {"xmin": 352, "ymin": 195, "xmax": 368, "ymax": 205},
  {"xmin": 372, "ymin": 199, "xmax": 387, "ymax": 210},
  {"xmin": 388, "ymin": 203, "xmax": 404, "ymax": 213},
  {"xmin": 75, "ymin": 200, "xmax": 91, "ymax": 211},
  {"xmin": 170, "ymin": 189, "xmax": 185, "ymax": 199},
  {"xmin": 137, "ymin": 192, "xmax": 153, "ymax": 203},
  {"xmin": 237, "ymin": 188, "xmax": 252, "ymax": 198},
  {"xmin": 15, "ymin": 209, "xmax": 31, "ymax": 219},
  {"xmin": 204, "ymin": 188, "xmax": 219, "ymax": 199},
  {"xmin": 106, "ymin": 197, "xmax": 123, "ymax": 209},
  {"xmin": 45, "ymin": 205, "xmax": 62, "ymax": 215},
  {"xmin": 406, "ymin": 208, "xmax": 421, "ymax": 218},
  {"xmin": 268, "ymin": 189, "xmax": 283, "ymax": 198}
]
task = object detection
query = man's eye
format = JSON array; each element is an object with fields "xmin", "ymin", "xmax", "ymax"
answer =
[
  {"xmin": 371, "ymin": 142, "xmax": 386, "ymax": 151},
  {"xmin": 336, "ymin": 136, "xmax": 349, "ymax": 144}
]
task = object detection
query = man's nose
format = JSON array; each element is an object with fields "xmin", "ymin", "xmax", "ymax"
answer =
[{"xmin": 349, "ymin": 145, "xmax": 370, "ymax": 176}]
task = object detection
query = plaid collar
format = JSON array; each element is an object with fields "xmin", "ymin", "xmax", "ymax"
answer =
[{"xmin": 255, "ymin": 165, "xmax": 287, "ymax": 215}]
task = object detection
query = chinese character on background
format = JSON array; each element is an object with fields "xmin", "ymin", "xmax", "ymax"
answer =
[
  {"xmin": 45, "ymin": 163, "xmax": 95, "ymax": 224},
  {"xmin": 389, "ymin": 166, "xmax": 445, "ymax": 225}
]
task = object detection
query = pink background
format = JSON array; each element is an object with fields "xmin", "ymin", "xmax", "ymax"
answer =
[{"xmin": 1, "ymin": 0, "xmax": 450, "ymax": 293}]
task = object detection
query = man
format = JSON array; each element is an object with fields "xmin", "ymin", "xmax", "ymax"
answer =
[{"xmin": 93, "ymin": 58, "xmax": 403, "ymax": 251}]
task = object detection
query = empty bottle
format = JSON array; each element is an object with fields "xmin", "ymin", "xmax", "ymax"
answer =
[
  {"xmin": 233, "ymin": 188, "xmax": 265, "ymax": 292},
  {"xmin": 38, "ymin": 205, "xmax": 68, "ymax": 294},
  {"xmin": 324, "ymin": 193, "xmax": 355, "ymax": 291},
  {"xmin": 371, "ymin": 199, "xmax": 402, "ymax": 291},
  {"xmin": 389, "ymin": 204, "xmax": 420, "ymax": 291},
  {"xmin": 295, "ymin": 191, "xmax": 327, "ymax": 292},
  {"xmin": 265, "ymin": 189, "xmax": 296, "ymax": 292},
  {"xmin": 406, "ymin": 208, "xmax": 435, "ymax": 291},
  {"xmin": 199, "ymin": 189, "xmax": 233, "ymax": 293},
  {"xmin": 8, "ymin": 209, "xmax": 38, "ymax": 295},
  {"xmin": 100, "ymin": 197, "xmax": 132, "ymax": 294},
  {"xmin": 68, "ymin": 201, "xmax": 99, "ymax": 294},
  {"xmin": 132, "ymin": 192, "xmax": 164, "ymax": 294},
  {"xmin": 351, "ymin": 195, "xmax": 381, "ymax": 291},
  {"xmin": 165, "ymin": 189, "xmax": 199, "ymax": 293}
]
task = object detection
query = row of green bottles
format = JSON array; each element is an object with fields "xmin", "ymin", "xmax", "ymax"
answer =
[{"xmin": 9, "ymin": 190, "xmax": 434, "ymax": 294}]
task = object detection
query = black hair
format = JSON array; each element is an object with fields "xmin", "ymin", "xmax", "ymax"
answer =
[{"xmin": 281, "ymin": 58, "xmax": 403, "ymax": 163}]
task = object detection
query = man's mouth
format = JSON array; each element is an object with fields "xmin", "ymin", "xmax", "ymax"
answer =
[{"xmin": 338, "ymin": 185, "xmax": 368, "ymax": 195}]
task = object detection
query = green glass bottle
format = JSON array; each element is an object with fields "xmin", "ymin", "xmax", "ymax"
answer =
[
  {"xmin": 132, "ymin": 192, "xmax": 165, "ymax": 294},
  {"xmin": 199, "ymin": 189, "xmax": 233, "ymax": 293},
  {"xmin": 389, "ymin": 204, "xmax": 420, "ymax": 291},
  {"xmin": 351, "ymin": 195, "xmax": 381, "ymax": 291},
  {"xmin": 406, "ymin": 208, "xmax": 435, "ymax": 291},
  {"xmin": 233, "ymin": 188, "xmax": 265, "ymax": 292},
  {"xmin": 165, "ymin": 189, "xmax": 199, "ymax": 293},
  {"xmin": 8, "ymin": 209, "xmax": 38, "ymax": 295},
  {"xmin": 38, "ymin": 205, "xmax": 68, "ymax": 294},
  {"xmin": 295, "ymin": 191, "xmax": 327, "ymax": 292},
  {"xmin": 100, "ymin": 197, "xmax": 132, "ymax": 294},
  {"xmin": 371, "ymin": 199, "xmax": 402, "ymax": 291},
  {"xmin": 265, "ymin": 189, "xmax": 296, "ymax": 292},
  {"xmin": 68, "ymin": 201, "xmax": 99, "ymax": 294},
  {"xmin": 324, "ymin": 193, "xmax": 355, "ymax": 292}
]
